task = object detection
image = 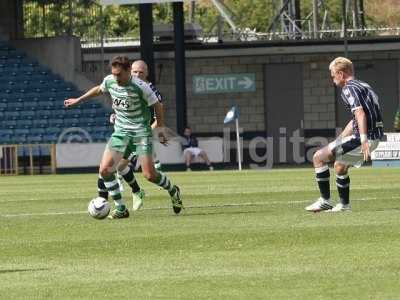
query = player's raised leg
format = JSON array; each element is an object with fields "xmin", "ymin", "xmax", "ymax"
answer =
[
  {"xmin": 99, "ymin": 148, "xmax": 129, "ymax": 219},
  {"xmin": 140, "ymin": 154, "xmax": 183, "ymax": 214},
  {"xmin": 117, "ymin": 157, "xmax": 145, "ymax": 211},
  {"xmin": 305, "ymin": 146, "xmax": 334, "ymax": 212}
]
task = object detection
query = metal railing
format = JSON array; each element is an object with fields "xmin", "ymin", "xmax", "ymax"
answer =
[
  {"xmin": 23, "ymin": 0, "xmax": 105, "ymax": 79},
  {"xmin": 0, "ymin": 144, "xmax": 57, "ymax": 175}
]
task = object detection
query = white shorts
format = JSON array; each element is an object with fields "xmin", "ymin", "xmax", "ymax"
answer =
[
  {"xmin": 183, "ymin": 147, "xmax": 203, "ymax": 157},
  {"xmin": 328, "ymin": 135, "xmax": 380, "ymax": 168}
]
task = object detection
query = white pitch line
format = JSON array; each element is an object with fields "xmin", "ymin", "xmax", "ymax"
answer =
[{"xmin": 0, "ymin": 196, "xmax": 393, "ymax": 218}]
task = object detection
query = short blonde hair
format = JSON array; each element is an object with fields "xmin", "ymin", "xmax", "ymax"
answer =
[{"xmin": 329, "ymin": 57, "xmax": 354, "ymax": 75}]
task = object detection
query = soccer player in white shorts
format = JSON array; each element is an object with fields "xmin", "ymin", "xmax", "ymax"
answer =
[{"xmin": 305, "ymin": 57, "xmax": 384, "ymax": 212}]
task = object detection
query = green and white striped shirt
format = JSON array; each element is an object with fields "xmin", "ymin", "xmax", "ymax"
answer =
[{"xmin": 100, "ymin": 75, "xmax": 159, "ymax": 137}]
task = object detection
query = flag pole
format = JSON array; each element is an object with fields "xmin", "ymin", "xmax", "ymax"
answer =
[{"xmin": 235, "ymin": 118, "xmax": 242, "ymax": 171}]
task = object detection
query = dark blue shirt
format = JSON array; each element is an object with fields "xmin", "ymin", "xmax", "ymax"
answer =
[
  {"xmin": 341, "ymin": 79, "xmax": 384, "ymax": 140},
  {"xmin": 183, "ymin": 135, "xmax": 198, "ymax": 149}
]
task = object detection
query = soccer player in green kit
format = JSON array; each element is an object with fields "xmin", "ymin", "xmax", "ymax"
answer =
[{"xmin": 64, "ymin": 56, "xmax": 182, "ymax": 219}]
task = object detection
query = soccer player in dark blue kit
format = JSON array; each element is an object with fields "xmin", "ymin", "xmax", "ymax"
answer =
[{"xmin": 306, "ymin": 57, "xmax": 384, "ymax": 212}]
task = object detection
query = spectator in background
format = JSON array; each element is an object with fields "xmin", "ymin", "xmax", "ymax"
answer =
[{"xmin": 182, "ymin": 127, "xmax": 214, "ymax": 171}]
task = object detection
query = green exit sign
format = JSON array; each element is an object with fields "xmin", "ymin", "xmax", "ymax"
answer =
[{"xmin": 192, "ymin": 73, "xmax": 256, "ymax": 94}]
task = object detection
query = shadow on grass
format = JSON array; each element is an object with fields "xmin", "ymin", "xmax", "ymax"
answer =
[{"xmin": 0, "ymin": 268, "xmax": 49, "ymax": 274}]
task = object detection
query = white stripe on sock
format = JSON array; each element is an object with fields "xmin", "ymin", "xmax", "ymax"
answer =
[
  {"xmin": 315, "ymin": 165, "xmax": 329, "ymax": 173},
  {"xmin": 118, "ymin": 166, "xmax": 130, "ymax": 176}
]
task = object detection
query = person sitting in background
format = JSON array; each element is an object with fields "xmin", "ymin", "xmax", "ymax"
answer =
[{"xmin": 182, "ymin": 127, "xmax": 213, "ymax": 171}]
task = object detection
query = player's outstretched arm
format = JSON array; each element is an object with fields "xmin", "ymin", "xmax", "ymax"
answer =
[{"xmin": 64, "ymin": 85, "xmax": 102, "ymax": 108}]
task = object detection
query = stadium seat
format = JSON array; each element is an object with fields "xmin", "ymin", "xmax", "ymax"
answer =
[
  {"xmin": 32, "ymin": 119, "xmax": 48, "ymax": 128},
  {"xmin": 63, "ymin": 118, "xmax": 80, "ymax": 127},
  {"xmin": 4, "ymin": 120, "xmax": 17, "ymax": 129},
  {"xmin": 30, "ymin": 128, "xmax": 46, "ymax": 135},
  {"xmin": 12, "ymin": 135, "xmax": 27, "ymax": 144},
  {"xmin": 14, "ymin": 128, "xmax": 30, "ymax": 135},
  {"xmin": 23, "ymin": 102, "xmax": 37, "ymax": 110},
  {"xmin": 19, "ymin": 110, "xmax": 35, "ymax": 119},
  {"xmin": 0, "ymin": 40, "xmax": 112, "ymax": 144},
  {"xmin": 42, "ymin": 133, "xmax": 58, "ymax": 143},
  {"xmin": 48, "ymin": 119, "xmax": 64, "ymax": 127},
  {"xmin": 9, "ymin": 111, "xmax": 23, "ymax": 120},
  {"xmin": 26, "ymin": 135, "xmax": 43, "ymax": 143},
  {"xmin": 47, "ymin": 127, "xmax": 61, "ymax": 134},
  {"xmin": 36, "ymin": 110, "xmax": 52, "ymax": 119},
  {"xmin": 0, "ymin": 134, "xmax": 11, "ymax": 144},
  {"xmin": 0, "ymin": 129, "xmax": 13, "ymax": 135},
  {"xmin": 6, "ymin": 102, "xmax": 24, "ymax": 111}
]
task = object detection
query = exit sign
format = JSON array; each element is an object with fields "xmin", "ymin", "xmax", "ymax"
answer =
[{"xmin": 192, "ymin": 73, "xmax": 256, "ymax": 94}]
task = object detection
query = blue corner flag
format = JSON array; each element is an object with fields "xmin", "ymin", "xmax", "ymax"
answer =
[{"xmin": 224, "ymin": 106, "xmax": 239, "ymax": 124}]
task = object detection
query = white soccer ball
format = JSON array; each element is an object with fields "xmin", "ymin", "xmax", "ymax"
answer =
[{"xmin": 88, "ymin": 197, "xmax": 111, "ymax": 219}]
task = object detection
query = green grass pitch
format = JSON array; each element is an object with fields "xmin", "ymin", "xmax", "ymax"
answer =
[{"xmin": 1, "ymin": 168, "xmax": 400, "ymax": 299}]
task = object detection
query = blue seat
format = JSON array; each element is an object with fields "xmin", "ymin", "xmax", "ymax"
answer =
[
  {"xmin": 3, "ymin": 120, "xmax": 17, "ymax": 129},
  {"xmin": 11, "ymin": 135, "xmax": 27, "ymax": 144},
  {"xmin": 21, "ymin": 92, "xmax": 41, "ymax": 100},
  {"xmin": 0, "ymin": 134, "xmax": 11, "ymax": 144},
  {"xmin": 91, "ymin": 132, "xmax": 107, "ymax": 142},
  {"xmin": 40, "ymin": 91, "xmax": 57, "ymax": 99},
  {"xmin": 47, "ymin": 127, "xmax": 61, "ymax": 134},
  {"xmin": 81, "ymin": 108, "xmax": 98, "ymax": 117},
  {"xmin": 94, "ymin": 126, "xmax": 110, "ymax": 132},
  {"xmin": 20, "ymin": 110, "xmax": 35, "ymax": 119},
  {"xmin": 23, "ymin": 102, "xmax": 37, "ymax": 110},
  {"xmin": 14, "ymin": 128, "xmax": 30, "ymax": 135},
  {"xmin": 0, "ymin": 129, "xmax": 13, "ymax": 135},
  {"xmin": 80, "ymin": 117, "xmax": 95, "ymax": 126},
  {"xmin": 26, "ymin": 135, "xmax": 43, "ymax": 143},
  {"xmin": 7, "ymin": 102, "xmax": 24, "ymax": 110},
  {"xmin": 64, "ymin": 108, "xmax": 81, "ymax": 117},
  {"xmin": 4, "ymin": 111, "xmax": 20, "ymax": 120},
  {"xmin": 35, "ymin": 109, "xmax": 52, "ymax": 119},
  {"xmin": 43, "ymin": 133, "xmax": 58, "ymax": 143},
  {"xmin": 32, "ymin": 119, "xmax": 48, "ymax": 128},
  {"xmin": 0, "ymin": 41, "xmax": 113, "ymax": 143},
  {"xmin": 95, "ymin": 117, "xmax": 108, "ymax": 125},
  {"xmin": 30, "ymin": 128, "xmax": 46, "ymax": 135},
  {"xmin": 18, "ymin": 119, "xmax": 33, "ymax": 128},
  {"xmin": 48, "ymin": 119, "xmax": 63, "ymax": 127},
  {"xmin": 63, "ymin": 118, "xmax": 80, "ymax": 127},
  {"xmin": 37, "ymin": 101, "xmax": 54, "ymax": 109}
]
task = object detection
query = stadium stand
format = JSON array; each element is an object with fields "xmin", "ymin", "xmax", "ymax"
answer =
[{"xmin": 0, "ymin": 39, "xmax": 113, "ymax": 145}]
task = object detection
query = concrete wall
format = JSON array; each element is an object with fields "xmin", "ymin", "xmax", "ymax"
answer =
[{"xmin": 11, "ymin": 36, "xmax": 82, "ymax": 83}]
